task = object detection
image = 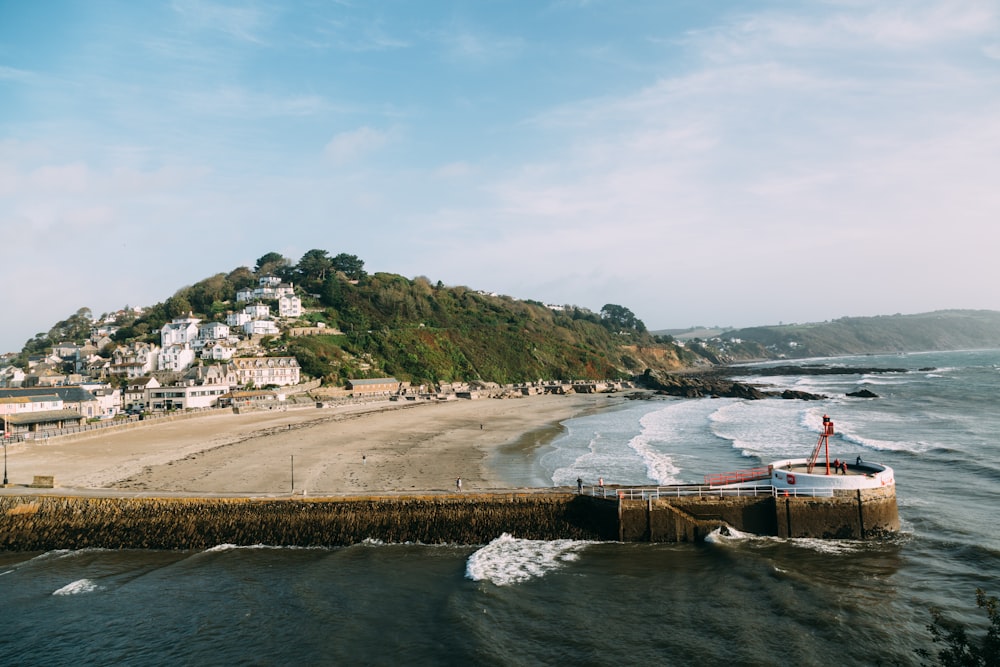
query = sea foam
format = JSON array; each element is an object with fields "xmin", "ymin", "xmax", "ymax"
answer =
[
  {"xmin": 53, "ymin": 579, "xmax": 100, "ymax": 596},
  {"xmin": 465, "ymin": 533, "xmax": 591, "ymax": 586}
]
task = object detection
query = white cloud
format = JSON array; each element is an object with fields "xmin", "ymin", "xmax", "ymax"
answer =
[{"xmin": 323, "ymin": 126, "xmax": 393, "ymax": 164}]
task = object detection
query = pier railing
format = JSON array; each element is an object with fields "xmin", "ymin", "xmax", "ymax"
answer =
[{"xmin": 586, "ymin": 485, "xmax": 834, "ymax": 500}]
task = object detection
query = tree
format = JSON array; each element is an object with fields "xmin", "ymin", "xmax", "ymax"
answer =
[
  {"xmin": 297, "ymin": 249, "xmax": 334, "ymax": 287},
  {"xmin": 917, "ymin": 589, "xmax": 1000, "ymax": 666},
  {"xmin": 332, "ymin": 253, "xmax": 366, "ymax": 280},
  {"xmin": 47, "ymin": 307, "xmax": 94, "ymax": 343},
  {"xmin": 255, "ymin": 252, "xmax": 290, "ymax": 276},
  {"xmin": 600, "ymin": 303, "xmax": 645, "ymax": 333},
  {"xmin": 164, "ymin": 295, "xmax": 193, "ymax": 319}
]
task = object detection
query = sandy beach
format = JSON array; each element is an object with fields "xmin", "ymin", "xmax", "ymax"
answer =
[{"xmin": 2, "ymin": 393, "xmax": 628, "ymax": 495}]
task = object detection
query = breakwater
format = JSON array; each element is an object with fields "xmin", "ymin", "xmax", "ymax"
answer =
[{"xmin": 0, "ymin": 487, "xmax": 898, "ymax": 551}]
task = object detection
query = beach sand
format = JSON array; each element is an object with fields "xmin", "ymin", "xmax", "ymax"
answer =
[{"xmin": 2, "ymin": 393, "xmax": 627, "ymax": 495}]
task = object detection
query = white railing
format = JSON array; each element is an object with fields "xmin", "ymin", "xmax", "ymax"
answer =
[{"xmin": 585, "ymin": 485, "xmax": 835, "ymax": 500}]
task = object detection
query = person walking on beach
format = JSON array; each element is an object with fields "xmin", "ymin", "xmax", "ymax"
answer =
[
  {"xmin": 577, "ymin": 478, "xmax": 583, "ymax": 494},
  {"xmin": 456, "ymin": 477, "xmax": 462, "ymax": 492}
]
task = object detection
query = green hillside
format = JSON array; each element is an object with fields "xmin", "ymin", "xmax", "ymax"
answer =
[
  {"xmin": 18, "ymin": 250, "xmax": 701, "ymax": 385},
  {"xmin": 723, "ymin": 310, "xmax": 1000, "ymax": 359}
]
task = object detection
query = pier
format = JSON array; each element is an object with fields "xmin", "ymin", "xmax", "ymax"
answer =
[{"xmin": 0, "ymin": 481, "xmax": 898, "ymax": 551}]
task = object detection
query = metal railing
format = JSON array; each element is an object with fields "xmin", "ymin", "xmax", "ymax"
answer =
[
  {"xmin": 585, "ymin": 485, "xmax": 835, "ymax": 500},
  {"xmin": 703, "ymin": 466, "xmax": 772, "ymax": 486}
]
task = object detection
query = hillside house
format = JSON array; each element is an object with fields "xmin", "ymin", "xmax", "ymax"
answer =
[
  {"xmin": 160, "ymin": 314, "xmax": 201, "ymax": 347},
  {"xmin": 199, "ymin": 322, "xmax": 231, "ymax": 341},
  {"xmin": 278, "ymin": 294, "xmax": 302, "ymax": 318},
  {"xmin": 202, "ymin": 342, "xmax": 237, "ymax": 361},
  {"xmin": 226, "ymin": 312, "xmax": 251, "ymax": 328},
  {"xmin": 232, "ymin": 357, "xmax": 300, "ymax": 388},
  {"xmin": 157, "ymin": 344, "xmax": 196, "ymax": 372},
  {"xmin": 243, "ymin": 320, "xmax": 279, "ymax": 336},
  {"xmin": 110, "ymin": 342, "xmax": 160, "ymax": 379},
  {"xmin": 244, "ymin": 303, "xmax": 270, "ymax": 320}
]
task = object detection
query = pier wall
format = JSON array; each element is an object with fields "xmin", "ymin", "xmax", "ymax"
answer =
[
  {"xmin": 0, "ymin": 494, "xmax": 619, "ymax": 552},
  {"xmin": 776, "ymin": 486, "xmax": 900, "ymax": 539},
  {"xmin": 0, "ymin": 487, "xmax": 899, "ymax": 551}
]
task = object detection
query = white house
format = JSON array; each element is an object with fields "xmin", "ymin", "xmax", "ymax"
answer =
[
  {"xmin": 157, "ymin": 344, "xmax": 196, "ymax": 372},
  {"xmin": 161, "ymin": 314, "xmax": 201, "ymax": 347},
  {"xmin": 202, "ymin": 342, "xmax": 237, "ymax": 361},
  {"xmin": 243, "ymin": 320, "xmax": 280, "ymax": 336},
  {"xmin": 0, "ymin": 365, "xmax": 26, "ymax": 387},
  {"xmin": 226, "ymin": 312, "xmax": 252, "ymax": 327},
  {"xmin": 236, "ymin": 277, "xmax": 295, "ymax": 302},
  {"xmin": 110, "ymin": 342, "xmax": 160, "ymax": 378},
  {"xmin": 278, "ymin": 294, "xmax": 302, "ymax": 318},
  {"xmin": 232, "ymin": 356, "xmax": 300, "ymax": 387},
  {"xmin": 199, "ymin": 322, "xmax": 231, "ymax": 341},
  {"xmin": 244, "ymin": 303, "xmax": 270, "ymax": 320},
  {"xmin": 146, "ymin": 384, "xmax": 230, "ymax": 411}
]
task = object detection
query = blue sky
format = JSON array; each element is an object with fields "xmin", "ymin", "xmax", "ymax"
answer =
[{"xmin": 2, "ymin": 1, "xmax": 999, "ymax": 353}]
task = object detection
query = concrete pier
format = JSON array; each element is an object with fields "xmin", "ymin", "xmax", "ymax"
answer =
[{"xmin": 0, "ymin": 485, "xmax": 898, "ymax": 551}]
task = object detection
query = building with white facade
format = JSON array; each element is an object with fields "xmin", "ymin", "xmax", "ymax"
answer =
[
  {"xmin": 160, "ymin": 314, "xmax": 201, "ymax": 347},
  {"xmin": 278, "ymin": 294, "xmax": 302, "ymax": 318},
  {"xmin": 157, "ymin": 344, "xmax": 197, "ymax": 372},
  {"xmin": 199, "ymin": 322, "xmax": 230, "ymax": 341},
  {"xmin": 110, "ymin": 342, "xmax": 160, "ymax": 379},
  {"xmin": 232, "ymin": 357, "xmax": 300, "ymax": 388},
  {"xmin": 202, "ymin": 342, "xmax": 237, "ymax": 360},
  {"xmin": 226, "ymin": 312, "xmax": 252, "ymax": 328},
  {"xmin": 244, "ymin": 303, "xmax": 270, "ymax": 320},
  {"xmin": 243, "ymin": 320, "xmax": 280, "ymax": 336}
]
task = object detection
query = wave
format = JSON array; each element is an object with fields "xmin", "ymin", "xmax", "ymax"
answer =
[
  {"xmin": 704, "ymin": 525, "xmax": 754, "ymax": 544},
  {"xmin": 465, "ymin": 533, "xmax": 593, "ymax": 586},
  {"xmin": 52, "ymin": 578, "xmax": 100, "ymax": 596}
]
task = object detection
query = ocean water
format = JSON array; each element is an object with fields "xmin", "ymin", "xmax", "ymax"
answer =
[{"xmin": 3, "ymin": 350, "xmax": 999, "ymax": 666}]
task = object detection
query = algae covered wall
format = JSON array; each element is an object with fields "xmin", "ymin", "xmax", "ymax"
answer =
[
  {"xmin": 776, "ymin": 486, "xmax": 900, "ymax": 539},
  {"xmin": 0, "ymin": 487, "xmax": 899, "ymax": 551},
  {"xmin": 0, "ymin": 494, "xmax": 620, "ymax": 552},
  {"xmin": 617, "ymin": 488, "xmax": 898, "ymax": 542},
  {"xmin": 619, "ymin": 496, "xmax": 778, "ymax": 542}
]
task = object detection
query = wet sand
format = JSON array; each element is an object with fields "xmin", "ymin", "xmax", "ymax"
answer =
[{"xmin": 2, "ymin": 393, "xmax": 628, "ymax": 495}]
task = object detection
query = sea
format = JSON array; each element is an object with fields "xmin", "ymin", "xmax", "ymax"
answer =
[{"xmin": 2, "ymin": 349, "xmax": 999, "ymax": 666}]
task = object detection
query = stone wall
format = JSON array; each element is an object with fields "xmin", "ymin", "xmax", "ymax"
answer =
[
  {"xmin": 619, "ymin": 496, "xmax": 778, "ymax": 542},
  {"xmin": 0, "ymin": 494, "xmax": 619, "ymax": 552},
  {"xmin": 776, "ymin": 486, "xmax": 900, "ymax": 539},
  {"xmin": 0, "ymin": 487, "xmax": 898, "ymax": 551}
]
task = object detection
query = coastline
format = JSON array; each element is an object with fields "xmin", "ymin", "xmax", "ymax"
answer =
[{"xmin": 2, "ymin": 392, "xmax": 631, "ymax": 495}]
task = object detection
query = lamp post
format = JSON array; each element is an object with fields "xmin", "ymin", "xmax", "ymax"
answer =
[{"xmin": 2, "ymin": 414, "xmax": 7, "ymax": 486}]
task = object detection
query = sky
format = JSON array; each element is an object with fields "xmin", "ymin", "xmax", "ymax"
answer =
[{"xmin": 2, "ymin": 0, "xmax": 999, "ymax": 353}]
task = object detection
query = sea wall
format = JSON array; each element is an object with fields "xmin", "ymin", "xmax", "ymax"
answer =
[
  {"xmin": 0, "ymin": 487, "xmax": 899, "ymax": 551},
  {"xmin": 615, "ymin": 486, "xmax": 898, "ymax": 542},
  {"xmin": 0, "ymin": 493, "xmax": 619, "ymax": 552},
  {"xmin": 775, "ymin": 486, "xmax": 900, "ymax": 539},
  {"xmin": 618, "ymin": 496, "xmax": 778, "ymax": 542}
]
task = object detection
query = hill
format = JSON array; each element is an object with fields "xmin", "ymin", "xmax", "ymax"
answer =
[
  {"xmin": 13, "ymin": 250, "xmax": 705, "ymax": 386},
  {"xmin": 713, "ymin": 310, "xmax": 1000, "ymax": 359}
]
